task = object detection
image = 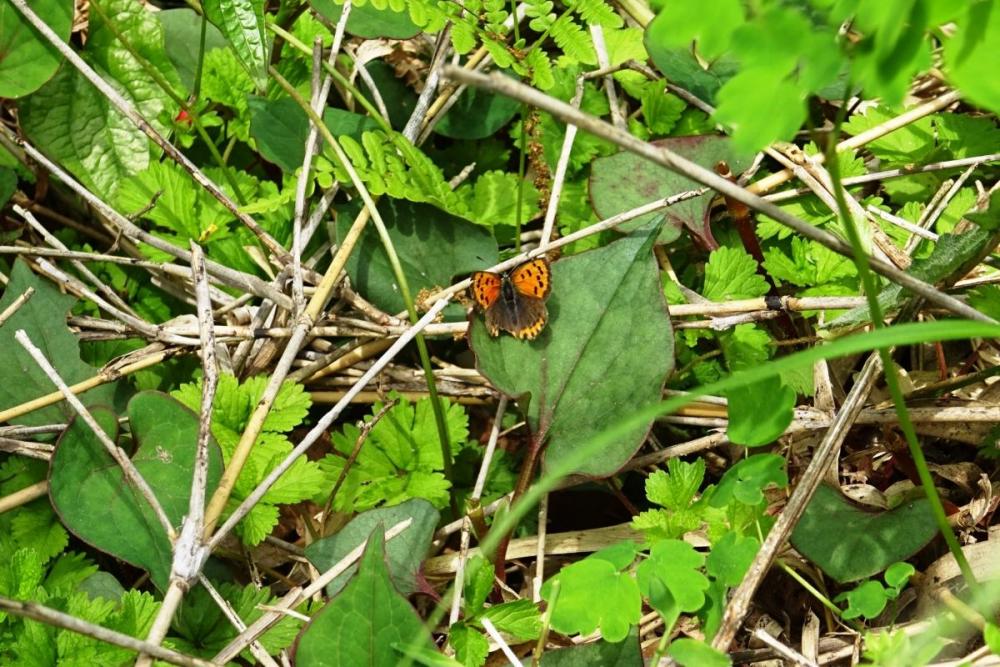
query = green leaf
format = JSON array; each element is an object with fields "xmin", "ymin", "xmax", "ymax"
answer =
[
  {"xmin": 726, "ymin": 375, "xmax": 795, "ymax": 446},
  {"xmin": 539, "ymin": 627, "xmax": 641, "ymax": 666},
  {"xmin": 471, "ymin": 229, "xmax": 673, "ymax": 477},
  {"xmin": 837, "ymin": 579, "xmax": 889, "ymax": 620},
  {"xmin": 590, "ymin": 137, "xmax": 752, "ymax": 244},
  {"xmin": 669, "ymin": 638, "xmax": 732, "ymax": 667},
  {"xmin": 435, "ymin": 86, "xmax": 521, "ymax": 140},
  {"xmin": 294, "ymin": 529, "xmax": 434, "ymax": 665},
  {"xmin": 790, "ymin": 484, "xmax": 937, "ymax": 583},
  {"xmin": 249, "ymin": 96, "xmax": 383, "ymax": 172},
  {"xmin": 884, "ymin": 561, "xmax": 915, "ymax": 592},
  {"xmin": 645, "ymin": 458, "xmax": 705, "ymax": 511},
  {"xmin": 540, "ymin": 556, "xmax": 641, "ymax": 642},
  {"xmin": 968, "ymin": 286, "xmax": 1000, "ymax": 321},
  {"xmin": 636, "ymin": 539, "xmax": 709, "ymax": 617},
  {"xmin": 172, "ymin": 374, "xmax": 319, "ymax": 544},
  {"xmin": 703, "ymin": 247, "xmax": 769, "ymax": 301},
  {"xmin": 304, "ymin": 499, "xmax": 439, "ymax": 598},
  {"xmin": 202, "ymin": 0, "xmax": 268, "ymax": 89},
  {"xmin": 645, "ymin": 0, "xmax": 744, "ymax": 61},
  {"xmin": 48, "ymin": 392, "xmax": 224, "ymax": 589},
  {"xmin": 0, "ymin": 0, "xmax": 73, "ymax": 98},
  {"xmin": 828, "ymin": 225, "xmax": 1000, "ymax": 329},
  {"xmin": 458, "ymin": 171, "xmax": 540, "ymax": 227},
  {"xmin": 311, "ymin": 0, "xmax": 421, "ymax": 39},
  {"xmin": 479, "ymin": 599, "xmax": 542, "ymax": 641},
  {"xmin": 711, "ymin": 453, "xmax": 788, "ymax": 508},
  {"xmin": 984, "ymin": 622, "xmax": 1000, "ymax": 655},
  {"xmin": 705, "ymin": 532, "xmax": 759, "ymax": 587},
  {"xmin": 943, "ymin": 0, "xmax": 1000, "ymax": 114},
  {"xmin": 334, "ymin": 197, "xmax": 498, "ymax": 314},
  {"xmin": 842, "ymin": 106, "xmax": 935, "ymax": 165},
  {"xmin": 449, "ymin": 623, "xmax": 488, "ymax": 667},
  {"xmin": 0, "ymin": 260, "xmax": 118, "ymax": 427},
  {"xmin": 713, "ymin": 68, "xmax": 806, "ymax": 154},
  {"xmin": 18, "ymin": 0, "xmax": 181, "ymax": 199},
  {"xmin": 720, "ymin": 324, "xmax": 773, "ymax": 373},
  {"xmin": 158, "ymin": 8, "xmax": 228, "ymax": 92},
  {"xmin": 317, "ymin": 393, "xmax": 469, "ymax": 512},
  {"xmin": 966, "ymin": 190, "xmax": 1000, "ymax": 231}
]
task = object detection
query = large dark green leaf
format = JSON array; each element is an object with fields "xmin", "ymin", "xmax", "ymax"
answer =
[
  {"xmin": 435, "ymin": 86, "xmax": 521, "ymax": 140},
  {"xmin": 333, "ymin": 198, "xmax": 499, "ymax": 316},
  {"xmin": 310, "ymin": 0, "xmax": 420, "ymax": 39},
  {"xmin": 589, "ymin": 136, "xmax": 752, "ymax": 245},
  {"xmin": 249, "ymin": 96, "xmax": 383, "ymax": 172},
  {"xmin": 49, "ymin": 392, "xmax": 223, "ymax": 590},
  {"xmin": 294, "ymin": 530, "xmax": 433, "ymax": 666},
  {"xmin": 644, "ymin": 15, "xmax": 739, "ymax": 106},
  {"xmin": 0, "ymin": 0, "xmax": 73, "ymax": 98},
  {"xmin": 158, "ymin": 8, "xmax": 227, "ymax": 92},
  {"xmin": 471, "ymin": 229, "xmax": 673, "ymax": 477},
  {"xmin": 304, "ymin": 499, "xmax": 439, "ymax": 598},
  {"xmin": 790, "ymin": 484, "xmax": 937, "ymax": 583},
  {"xmin": 0, "ymin": 260, "xmax": 118, "ymax": 426}
]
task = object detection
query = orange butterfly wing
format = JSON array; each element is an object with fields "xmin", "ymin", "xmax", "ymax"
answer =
[
  {"xmin": 470, "ymin": 271, "xmax": 502, "ymax": 309},
  {"xmin": 509, "ymin": 258, "xmax": 551, "ymax": 301}
]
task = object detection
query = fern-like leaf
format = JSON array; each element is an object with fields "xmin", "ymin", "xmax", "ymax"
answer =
[
  {"xmin": 569, "ymin": 0, "xmax": 623, "ymax": 28},
  {"xmin": 549, "ymin": 14, "xmax": 597, "ymax": 64}
]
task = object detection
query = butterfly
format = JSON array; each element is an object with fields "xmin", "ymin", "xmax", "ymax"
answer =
[{"xmin": 470, "ymin": 258, "xmax": 552, "ymax": 340}]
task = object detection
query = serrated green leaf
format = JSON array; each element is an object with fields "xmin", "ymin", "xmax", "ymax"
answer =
[
  {"xmin": 704, "ymin": 247, "xmax": 769, "ymax": 301},
  {"xmin": 646, "ymin": 458, "xmax": 705, "ymax": 511},
  {"xmin": 480, "ymin": 599, "xmax": 542, "ymax": 641},
  {"xmin": 541, "ymin": 556, "xmax": 641, "ymax": 642},
  {"xmin": 450, "ymin": 623, "xmax": 488, "ymax": 667},
  {"xmin": 711, "ymin": 453, "xmax": 788, "ymax": 507}
]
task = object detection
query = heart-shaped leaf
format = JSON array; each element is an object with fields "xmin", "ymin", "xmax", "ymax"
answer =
[
  {"xmin": 790, "ymin": 484, "xmax": 937, "ymax": 583},
  {"xmin": 334, "ymin": 198, "xmax": 498, "ymax": 316},
  {"xmin": 0, "ymin": 260, "xmax": 118, "ymax": 427},
  {"xmin": 304, "ymin": 499, "xmax": 439, "ymax": 598},
  {"xmin": 49, "ymin": 391, "xmax": 223, "ymax": 590},
  {"xmin": 471, "ymin": 228, "xmax": 673, "ymax": 477},
  {"xmin": 294, "ymin": 529, "xmax": 433, "ymax": 665},
  {"xmin": 589, "ymin": 137, "xmax": 752, "ymax": 245}
]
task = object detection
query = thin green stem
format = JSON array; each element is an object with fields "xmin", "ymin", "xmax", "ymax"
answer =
[{"xmin": 823, "ymin": 93, "xmax": 976, "ymax": 585}]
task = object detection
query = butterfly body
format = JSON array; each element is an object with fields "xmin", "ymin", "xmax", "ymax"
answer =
[{"xmin": 470, "ymin": 258, "xmax": 551, "ymax": 340}]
